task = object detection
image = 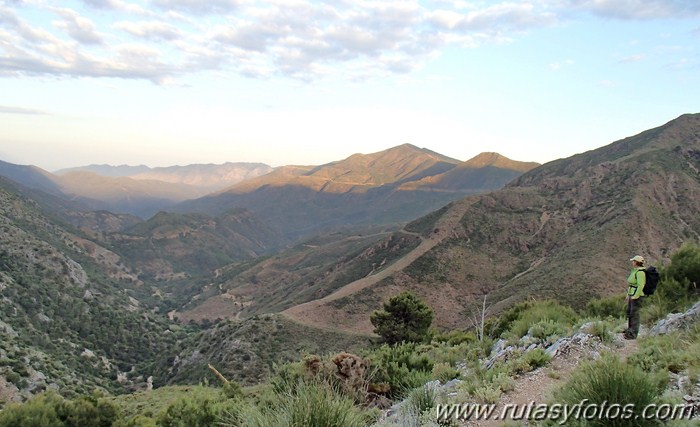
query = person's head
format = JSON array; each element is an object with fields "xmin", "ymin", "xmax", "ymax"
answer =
[{"xmin": 630, "ymin": 255, "xmax": 645, "ymax": 267}]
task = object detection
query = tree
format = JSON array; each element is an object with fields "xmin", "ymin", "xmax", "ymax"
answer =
[{"xmin": 370, "ymin": 291, "xmax": 434, "ymax": 344}]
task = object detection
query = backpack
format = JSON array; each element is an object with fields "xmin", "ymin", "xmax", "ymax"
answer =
[{"xmin": 643, "ymin": 266, "xmax": 660, "ymax": 295}]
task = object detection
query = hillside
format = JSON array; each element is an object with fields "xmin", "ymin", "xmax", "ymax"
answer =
[
  {"xmin": 0, "ymin": 177, "xmax": 183, "ymax": 400},
  {"xmin": 57, "ymin": 162, "xmax": 273, "ymax": 192},
  {"xmin": 0, "ymin": 160, "xmax": 63, "ymax": 196},
  {"xmin": 283, "ymin": 113, "xmax": 700, "ymax": 334},
  {"xmin": 105, "ymin": 209, "xmax": 283, "ymax": 285},
  {"xmin": 174, "ymin": 146, "xmax": 537, "ymax": 240}
]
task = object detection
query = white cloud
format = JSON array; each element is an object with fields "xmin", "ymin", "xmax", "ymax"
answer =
[
  {"xmin": 618, "ymin": 54, "xmax": 645, "ymax": 63},
  {"xmin": 51, "ymin": 8, "xmax": 104, "ymax": 45},
  {"xmin": 0, "ymin": 105, "xmax": 49, "ymax": 115},
  {"xmin": 549, "ymin": 59, "xmax": 574, "ymax": 70},
  {"xmin": 114, "ymin": 20, "xmax": 182, "ymax": 40},
  {"xmin": 566, "ymin": 0, "xmax": 700, "ymax": 20},
  {"xmin": 1, "ymin": 0, "xmax": 698, "ymax": 83},
  {"xmin": 151, "ymin": 0, "xmax": 243, "ymax": 15}
]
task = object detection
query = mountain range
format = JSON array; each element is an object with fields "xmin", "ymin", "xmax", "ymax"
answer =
[
  {"xmin": 2, "ymin": 113, "xmax": 699, "ymax": 398},
  {"xmin": 280, "ymin": 113, "xmax": 700, "ymax": 334}
]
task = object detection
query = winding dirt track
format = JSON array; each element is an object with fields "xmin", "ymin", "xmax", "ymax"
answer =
[{"xmin": 282, "ymin": 200, "xmax": 472, "ymax": 328}]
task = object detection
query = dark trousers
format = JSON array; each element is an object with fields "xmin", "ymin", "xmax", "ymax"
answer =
[{"xmin": 626, "ymin": 297, "xmax": 644, "ymax": 337}]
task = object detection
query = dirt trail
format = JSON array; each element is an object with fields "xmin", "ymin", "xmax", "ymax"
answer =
[
  {"xmin": 282, "ymin": 200, "xmax": 471, "ymax": 325},
  {"xmin": 475, "ymin": 337, "xmax": 639, "ymax": 427}
]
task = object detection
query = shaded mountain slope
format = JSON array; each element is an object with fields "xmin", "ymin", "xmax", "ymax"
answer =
[
  {"xmin": 174, "ymin": 146, "xmax": 536, "ymax": 241},
  {"xmin": 0, "ymin": 160, "xmax": 62, "ymax": 196},
  {"xmin": 54, "ymin": 171, "xmax": 207, "ymax": 218},
  {"xmin": 0, "ymin": 177, "xmax": 182, "ymax": 399},
  {"xmin": 57, "ymin": 162, "xmax": 273, "ymax": 192},
  {"xmin": 106, "ymin": 209, "xmax": 283, "ymax": 283},
  {"xmin": 174, "ymin": 227, "xmax": 420, "ymax": 323},
  {"xmin": 282, "ymin": 113, "xmax": 700, "ymax": 334}
]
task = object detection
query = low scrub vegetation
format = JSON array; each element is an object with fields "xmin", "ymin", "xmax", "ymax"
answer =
[{"xmin": 3, "ymin": 245, "xmax": 700, "ymax": 426}]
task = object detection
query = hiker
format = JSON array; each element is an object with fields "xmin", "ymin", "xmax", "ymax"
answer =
[{"xmin": 625, "ymin": 255, "xmax": 646, "ymax": 339}]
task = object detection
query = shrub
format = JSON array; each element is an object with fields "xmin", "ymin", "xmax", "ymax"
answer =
[
  {"xmin": 370, "ymin": 291, "xmax": 434, "ymax": 345},
  {"xmin": 552, "ymin": 353, "xmax": 666, "ymax": 426},
  {"xmin": 405, "ymin": 382, "xmax": 440, "ymax": 414},
  {"xmin": 157, "ymin": 391, "xmax": 243, "ymax": 427},
  {"xmin": 242, "ymin": 381, "xmax": 371, "ymax": 427},
  {"xmin": 501, "ymin": 300, "xmax": 578, "ymax": 341},
  {"xmin": 522, "ymin": 348, "xmax": 550, "ymax": 370},
  {"xmin": 528, "ymin": 319, "xmax": 568, "ymax": 341},
  {"xmin": 629, "ymin": 331, "xmax": 700, "ymax": 374},
  {"xmin": 431, "ymin": 362, "xmax": 460, "ymax": 383},
  {"xmin": 0, "ymin": 392, "xmax": 118, "ymax": 427},
  {"xmin": 0, "ymin": 392, "xmax": 64, "ymax": 427},
  {"xmin": 583, "ymin": 320, "xmax": 616, "ymax": 343},
  {"xmin": 585, "ymin": 295, "xmax": 626, "ymax": 319},
  {"xmin": 366, "ymin": 342, "xmax": 434, "ymax": 398},
  {"xmin": 472, "ymin": 385, "xmax": 500, "ymax": 404},
  {"xmin": 490, "ymin": 372, "xmax": 516, "ymax": 393}
]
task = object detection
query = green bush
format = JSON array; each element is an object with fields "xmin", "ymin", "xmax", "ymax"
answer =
[
  {"xmin": 431, "ymin": 362, "xmax": 460, "ymax": 383},
  {"xmin": 501, "ymin": 300, "xmax": 578, "ymax": 341},
  {"xmin": 472, "ymin": 385, "xmax": 500, "ymax": 404},
  {"xmin": 405, "ymin": 383, "xmax": 439, "ymax": 414},
  {"xmin": 366, "ymin": 342, "xmax": 434, "ymax": 398},
  {"xmin": 0, "ymin": 392, "xmax": 118, "ymax": 427},
  {"xmin": 585, "ymin": 295, "xmax": 626, "ymax": 319},
  {"xmin": 629, "ymin": 329, "xmax": 700, "ymax": 374},
  {"xmin": 490, "ymin": 372, "xmax": 516, "ymax": 393},
  {"xmin": 370, "ymin": 291, "xmax": 434, "ymax": 345},
  {"xmin": 157, "ymin": 391, "xmax": 243, "ymax": 427},
  {"xmin": 522, "ymin": 348, "xmax": 550, "ymax": 370},
  {"xmin": 528, "ymin": 319, "xmax": 568, "ymax": 341},
  {"xmin": 552, "ymin": 353, "xmax": 666, "ymax": 426},
  {"xmin": 583, "ymin": 320, "xmax": 617, "ymax": 343},
  {"xmin": 241, "ymin": 381, "xmax": 371, "ymax": 427}
]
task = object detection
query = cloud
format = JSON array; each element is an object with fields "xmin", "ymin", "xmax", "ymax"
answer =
[
  {"xmin": 51, "ymin": 8, "xmax": 104, "ymax": 45},
  {"xmin": 430, "ymin": 2, "xmax": 557, "ymax": 33},
  {"xmin": 0, "ymin": 105, "xmax": 49, "ymax": 115},
  {"xmin": 151, "ymin": 0, "xmax": 242, "ymax": 15},
  {"xmin": 80, "ymin": 0, "xmax": 150, "ymax": 15},
  {"xmin": 618, "ymin": 54, "xmax": 645, "ymax": 63},
  {"xmin": 566, "ymin": 0, "xmax": 700, "ymax": 20},
  {"xmin": 549, "ymin": 59, "xmax": 574, "ymax": 70},
  {"xmin": 2, "ymin": 0, "xmax": 698, "ymax": 84},
  {"xmin": 114, "ymin": 20, "xmax": 182, "ymax": 40}
]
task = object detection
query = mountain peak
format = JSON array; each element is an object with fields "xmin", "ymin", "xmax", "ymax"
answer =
[{"xmin": 464, "ymin": 152, "xmax": 540, "ymax": 172}]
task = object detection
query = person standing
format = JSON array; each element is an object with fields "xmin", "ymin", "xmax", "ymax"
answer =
[{"xmin": 625, "ymin": 255, "xmax": 646, "ymax": 339}]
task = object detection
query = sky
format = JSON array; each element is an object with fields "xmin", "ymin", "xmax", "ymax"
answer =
[{"xmin": 0, "ymin": 0, "xmax": 699, "ymax": 172}]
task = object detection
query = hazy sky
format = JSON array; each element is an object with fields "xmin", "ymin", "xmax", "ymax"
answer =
[{"xmin": 1, "ymin": 0, "xmax": 699, "ymax": 171}]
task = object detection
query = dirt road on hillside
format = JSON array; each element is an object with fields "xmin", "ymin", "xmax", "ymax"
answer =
[{"xmin": 282, "ymin": 200, "xmax": 472, "ymax": 329}]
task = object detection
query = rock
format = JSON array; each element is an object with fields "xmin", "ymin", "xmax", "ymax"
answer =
[
  {"xmin": 491, "ymin": 338, "xmax": 507, "ymax": 355},
  {"xmin": 81, "ymin": 348, "xmax": 95, "ymax": 358},
  {"xmin": 545, "ymin": 337, "xmax": 569, "ymax": 358},
  {"xmin": 650, "ymin": 301, "xmax": 700, "ymax": 336},
  {"xmin": 444, "ymin": 379, "xmax": 463, "ymax": 392}
]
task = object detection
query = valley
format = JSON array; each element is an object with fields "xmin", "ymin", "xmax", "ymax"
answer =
[{"xmin": 1, "ymin": 114, "xmax": 700, "ymax": 426}]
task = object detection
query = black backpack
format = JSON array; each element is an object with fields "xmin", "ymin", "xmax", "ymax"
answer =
[{"xmin": 643, "ymin": 266, "xmax": 660, "ymax": 295}]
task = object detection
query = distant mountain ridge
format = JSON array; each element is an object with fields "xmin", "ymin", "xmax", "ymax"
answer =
[
  {"xmin": 57, "ymin": 162, "xmax": 274, "ymax": 192},
  {"xmin": 277, "ymin": 113, "xmax": 700, "ymax": 334},
  {"xmin": 174, "ymin": 146, "xmax": 538, "ymax": 240}
]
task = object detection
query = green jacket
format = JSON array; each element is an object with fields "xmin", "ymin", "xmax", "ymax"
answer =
[{"xmin": 627, "ymin": 267, "xmax": 646, "ymax": 299}]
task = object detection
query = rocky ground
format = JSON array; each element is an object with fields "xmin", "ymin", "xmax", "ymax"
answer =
[{"xmin": 377, "ymin": 300, "xmax": 700, "ymax": 426}]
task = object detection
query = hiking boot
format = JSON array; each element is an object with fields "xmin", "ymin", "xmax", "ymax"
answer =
[{"xmin": 623, "ymin": 333, "xmax": 637, "ymax": 340}]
